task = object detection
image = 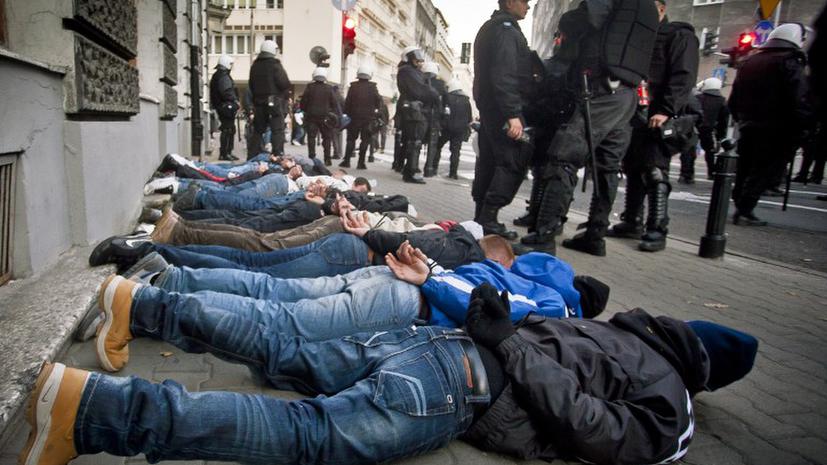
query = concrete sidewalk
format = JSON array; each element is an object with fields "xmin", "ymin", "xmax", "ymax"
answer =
[{"xmin": 2, "ymin": 148, "xmax": 826, "ymax": 465}]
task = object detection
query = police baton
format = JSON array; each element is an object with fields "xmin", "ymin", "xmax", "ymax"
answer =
[{"xmin": 580, "ymin": 73, "xmax": 599, "ymax": 198}]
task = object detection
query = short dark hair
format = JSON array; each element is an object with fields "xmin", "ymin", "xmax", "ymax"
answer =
[
  {"xmin": 353, "ymin": 177, "xmax": 372, "ymax": 192},
  {"xmin": 498, "ymin": 0, "xmax": 507, "ymax": 7}
]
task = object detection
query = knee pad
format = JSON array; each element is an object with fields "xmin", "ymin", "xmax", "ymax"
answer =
[{"xmin": 645, "ymin": 167, "xmax": 666, "ymax": 185}]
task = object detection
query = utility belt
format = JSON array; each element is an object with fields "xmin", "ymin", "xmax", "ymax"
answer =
[
  {"xmin": 399, "ymin": 100, "xmax": 427, "ymax": 123},
  {"xmin": 254, "ymin": 94, "xmax": 284, "ymax": 109}
]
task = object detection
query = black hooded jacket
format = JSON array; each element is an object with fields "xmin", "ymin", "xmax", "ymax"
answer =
[
  {"xmin": 345, "ymin": 80, "xmax": 383, "ymax": 123},
  {"xmin": 463, "ymin": 308, "xmax": 707, "ymax": 465},
  {"xmin": 248, "ymin": 55, "xmax": 291, "ymax": 105},
  {"xmin": 322, "ymin": 191, "xmax": 409, "ymax": 215},
  {"xmin": 648, "ymin": 20, "xmax": 700, "ymax": 117},
  {"xmin": 364, "ymin": 225, "xmax": 485, "ymax": 269}
]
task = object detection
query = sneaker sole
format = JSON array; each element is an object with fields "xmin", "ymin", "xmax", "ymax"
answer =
[
  {"xmin": 96, "ymin": 275, "xmax": 124, "ymax": 372},
  {"xmin": 19, "ymin": 362, "xmax": 64, "ymax": 465}
]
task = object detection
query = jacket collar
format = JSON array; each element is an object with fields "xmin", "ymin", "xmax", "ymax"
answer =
[{"xmin": 491, "ymin": 9, "xmax": 522, "ymax": 31}]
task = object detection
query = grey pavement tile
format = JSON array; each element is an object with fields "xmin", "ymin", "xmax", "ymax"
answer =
[
  {"xmin": 703, "ymin": 417, "xmax": 814, "ymax": 465},
  {"xmin": 776, "ymin": 413, "xmax": 827, "ymax": 442},
  {"xmin": 72, "ymin": 454, "xmax": 127, "ymax": 465},
  {"xmin": 780, "ymin": 437, "xmax": 827, "ymax": 465}
]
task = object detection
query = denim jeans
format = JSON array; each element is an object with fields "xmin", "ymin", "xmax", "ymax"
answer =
[
  {"xmin": 195, "ymin": 190, "xmax": 305, "ymax": 212},
  {"xmin": 153, "ymin": 233, "xmax": 370, "ymax": 278},
  {"xmin": 74, "ymin": 323, "xmax": 485, "ymax": 464},
  {"xmin": 180, "ymin": 173, "xmax": 290, "ymax": 198},
  {"xmin": 154, "ymin": 266, "xmax": 421, "ymax": 339},
  {"xmin": 182, "ymin": 200, "xmax": 323, "ymax": 233}
]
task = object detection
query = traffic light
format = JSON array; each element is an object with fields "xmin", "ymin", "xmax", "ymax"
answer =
[
  {"xmin": 702, "ymin": 30, "xmax": 719, "ymax": 56},
  {"xmin": 343, "ymin": 15, "xmax": 356, "ymax": 57},
  {"xmin": 721, "ymin": 32, "xmax": 756, "ymax": 68}
]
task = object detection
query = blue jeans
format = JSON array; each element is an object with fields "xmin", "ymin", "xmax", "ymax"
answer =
[
  {"xmin": 194, "ymin": 189, "xmax": 305, "ymax": 211},
  {"xmin": 180, "ymin": 173, "xmax": 290, "ymax": 198},
  {"xmin": 74, "ymin": 319, "xmax": 486, "ymax": 464},
  {"xmin": 153, "ymin": 234, "xmax": 370, "ymax": 279},
  {"xmin": 154, "ymin": 266, "xmax": 421, "ymax": 339}
]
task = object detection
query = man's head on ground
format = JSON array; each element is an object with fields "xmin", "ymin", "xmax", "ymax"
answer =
[
  {"xmin": 277, "ymin": 156, "xmax": 297, "ymax": 170},
  {"xmin": 654, "ymin": 0, "xmax": 667, "ymax": 21},
  {"xmin": 572, "ymin": 276, "xmax": 610, "ymax": 319},
  {"xmin": 499, "ymin": 0, "xmax": 530, "ymax": 20},
  {"xmin": 479, "ymin": 235, "xmax": 516, "ymax": 269},
  {"xmin": 687, "ymin": 321, "xmax": 758, "ymax": 392},
  {"xmin": 352, "ymin": 177, "xmax": 371, "ymax": 193},
  {"xmin": 287, "ymin": 165, "xmax": 304, "ymax": 180}
]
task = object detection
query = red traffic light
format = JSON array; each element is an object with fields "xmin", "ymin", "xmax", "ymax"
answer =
[
  {"xmin": 342, "ymin": 15, "xmax": 356, "ymax": 56},
  {"xmin": 738, "ymin": 32, "xmax": 756, "ymax": 47},
  {"xmin": 344, "ymin": 17, "xmax": 356, "ymax": 31}
]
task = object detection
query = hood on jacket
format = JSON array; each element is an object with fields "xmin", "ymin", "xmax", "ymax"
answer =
[{"xmin": 610, "ymin": 308, "xmax": 710, "ymax": 395}]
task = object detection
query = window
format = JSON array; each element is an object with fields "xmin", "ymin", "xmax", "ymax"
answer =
[
  {"xmin": 0, "ymin": 0, "xmax": 6, "ymax": 46},
  {"xmin": 225, "ymin": 35, "xmax": 234, "ymax": 54},
  {"xmin": 0, "ymin": 153, "xmax": 17, "ymax": 286},
  {"xmin": 214, "ymin": 34, "xmax": 223, "ymax": 54},
  {"xmin": 237, "ymin": 0, "xmax": 246, "ymax": 8}
]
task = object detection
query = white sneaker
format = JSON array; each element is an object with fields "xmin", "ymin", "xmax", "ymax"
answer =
[
  {"xmin": 169, "ymin": 153, "xmax": 197, "ymax": 169},
  {"xmin": 143, "ymin": 178, "xmax": 180, "ymax": 196},
  {"xmin": 407, "ymin": 204, "xmax": 418, "ymax": 218}
]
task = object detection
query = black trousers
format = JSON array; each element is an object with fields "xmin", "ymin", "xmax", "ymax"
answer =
[
  {"xmin": 250, "ymin": 103, "xmax": 285, "ymax": 159},
  {"xmin": 306, "ymin": 117, "xmax": 334, "ymax": 160},
  {"xmin": 401, "ymin": 118, "xmax": 427, "ymax": 177},
  {"xmin": 183, "ymin": 201, "xmax": 323, "ymax": 233},
  {"xmin": 219, "ymin": 117, "xmax": 236, "ymax": 159},
  {"xmin": 540, "ymin": 86, "xmax": 636, "ymax": 232},
  {"xmin": 472, "ymin": 112, "xmax": 531, "ymax": 208},
  {"xmin": 345, "ymin": 121, "xmax": 373, "ymax": 163},
  {"xmin": 733, "ymin": 127, "xmax": 797, "ymax": 215}
]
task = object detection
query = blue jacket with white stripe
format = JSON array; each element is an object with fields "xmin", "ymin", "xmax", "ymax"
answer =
[{"xmin": 420, "ymin": 252, "xmax": 582, "ymax": 327}]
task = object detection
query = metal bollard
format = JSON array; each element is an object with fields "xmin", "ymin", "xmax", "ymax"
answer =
[{"xmin": 699, "ymin": 139, "xmax": 738, "ymax": 258}]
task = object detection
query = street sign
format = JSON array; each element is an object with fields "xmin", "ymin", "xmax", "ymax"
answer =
[
  {"xmin": 332, "ymin": 0, "xmax": 358, "ymax": 11},
  {"xmin": 712, "ymin": 67, "xmax": 727, "ymax": 82},
  {"xmin": 759, "ymin": 0, "xmax": 781, "ymax": 19},
  {"xmin": 754, "ymin": 20, "xmax": 774, "ymax": 45}
]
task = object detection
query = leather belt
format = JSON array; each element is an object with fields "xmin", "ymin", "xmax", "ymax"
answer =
[{"xmin": 458, "ymin": 338, "xmax": 489, "ymax": 398}]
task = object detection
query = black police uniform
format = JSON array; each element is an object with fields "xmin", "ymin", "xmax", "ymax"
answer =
[
  {"xmin": 523, "ymin": 0, "xmax": 659, "ymax": 255},
  {"xmin": 209, "ymin": 66, "xmax": 239, "ymax": 161},
  {"xmin": 301, "ymin": 80, "xmax": 341, "ymax": 165},
  {"xmin": 472, "ymin": 10, "xmax": 534, "ymax": 239},
  {"xmin": 396, "ymin": 61, "xmax": 439, "ymax": 183},
  {"xmin": 608, "ymin": 18, "xmax": 699, "ymax": 252},
  {"xmin": 423, "ymin": 77, "xmax": 448, "ymax": 177},
  {"xmin": 728, "ymin": 37, "xmax": 809, "ymax": 223},
  {"xmin": 436, "ymin": 90, "xmax": 473, "ymax": 179},
  {"xmin": 695, "ymin": 89, "xmax": 730, "ymax": 179},
  {"xmin": 248, "ymin": 53, "xmax": 291, "ymax": 159},
  {"xmin": 342, "ymin": 79, "xmax": 383, "ymax": 169}
]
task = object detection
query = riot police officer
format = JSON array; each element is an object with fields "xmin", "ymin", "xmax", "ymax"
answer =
[
  {"xmin": 727, "ymin": 23, "xmax": 810, "ymax": 225},
  {"xmin": 396, "ymin": 46, "xmax": 439, "ymax": 184},
  {"xmin": 248, "ymin": 40, "xmax": 291, "ymax": 159},
  {"xmin": 210, "ymin": 55, "xmax": 239, "ymax": 161},
  {"xmin": 302, "ymin": 67, "xmax": 341, "ymax": 166},
  {"xmin": 694, "ymin": 78, "xmax": 730, "ymax": 181},
  {"xmin": 437, "ymin": 80, "xmax": 474, "ymax": 179},
  {"xmin": 603, "ymin": 0, "xmax": 699, "ymax": 253},
  {"xmin": 472, "ymin": 0, "xmax": 535, "ymax": 239},
  {"xmin": 521, "ymin": 0, "xmax": 659, "ymax": 254},
  {"xmin": 422, "ymin": 62, "xmax": 448, "ymax": 177},
  {"xmin": 341, "ymin": 64, "xmax": 383, "ymax": 169}
]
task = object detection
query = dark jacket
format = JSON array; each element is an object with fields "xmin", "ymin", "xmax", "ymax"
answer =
[
  {"xmin": 301, "ymin": 81, "xmax": 340, "ymax": 119},
  {"xmin": 397, "ymin": 62, "xmax": 439, "ymax": 105},
  {"xmin": 322, "ymin": 191, "xmax": 409, "ymax": 215},
  {"xmin": 444, "ymin": 91, "xmax": 473, "ymax": 134},
  {"xmin": 364, "ymin": 226, "xmax": 485, "ymax": 269},
  {"xmin": 248, "ymin": 54, "xmax": 291, "ymax": 106},
  {"xmin": 697, "ymin": 90, "xmax": 729, "ymax": 140},
  {"xmin": 209, "ymin": 67, "xmax": 237, "ymax": 108},
  {"xmin": 345, "ymin": 79, "xmax": 383, "ymax": 123},
  {"xmin": 473, "ymin": 10, "xmax": 532, "ymax": 120},
  {"xmin": 729, "ymin": 40, "xmax": 809, "ymax": 135},
  {"xmin": 464, "ymin": 308, "xmax": 705, "ymax": 464},
  {"xmin": 648, "ymin": 20, "xmax": 700, "ymax": 117},
  {"xmin": 811, "ymin": 6, "xmax": 827, "ymax": 122}
]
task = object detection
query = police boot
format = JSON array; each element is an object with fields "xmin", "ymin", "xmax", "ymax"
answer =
[
  {"xmin": 608, "ymin": 176, "xmax": 645, "ymax": 239},
  {"xmin": 520, "ymin": 184, "xmax": 561, "ymax": 255},
  {"xmin": 639, "ymin": 181, "xmax": 671, "ymax": 252},
  {"xmin": 423, "ymin": 147, "xmax": 437, "ymax": 178},
  {"xmin": 402, "ymin": 142, "xmax": 426, "ymax": 184},
  {"xmin": 561, "ymin": 227, "xmax": 606, "ymax": 257},
  {"xmin": 356, "ymin": 148, "xmax": 368, "ymax": 170},
  {"xmin": 340, "ymin": 140, "xmax": 355, "ymax": 168},
  {"xmin": 514, "ymin": 178, "xmax": 545, "ymax": 229},
  {"xmin": 448, "ymin": 148, "xmax": 460, "ymax": 179},
  {"xmin": 477, "ymin": 204, "xmax": 519, "ymax": 241}
]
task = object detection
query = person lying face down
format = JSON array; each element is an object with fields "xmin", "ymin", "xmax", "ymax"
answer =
[{"xmin": 22, "ymin": 279, "xmax": 756, "ymax": 465}]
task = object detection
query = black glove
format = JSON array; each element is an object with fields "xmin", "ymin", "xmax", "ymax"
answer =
[{"xmin": 465, "ymin": 283, "xmax": 516, "ymax": 349}]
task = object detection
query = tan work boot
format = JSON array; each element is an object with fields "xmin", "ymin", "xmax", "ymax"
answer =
[
  {"xmin": 96, "ymin": 275, "xmax": 141, "ymax": 372},
  {"xmin": 18, "ymin": 362, "xmax": 89, "ymax": 465},
  {"xmin": 150, "ymin": 207, "xmax": 179, "ymax": 243}
]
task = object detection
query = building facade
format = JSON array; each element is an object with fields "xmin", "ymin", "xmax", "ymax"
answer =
[{"xmin": 0, "ymin": 0, "xmax": 211, "ymax": 280}]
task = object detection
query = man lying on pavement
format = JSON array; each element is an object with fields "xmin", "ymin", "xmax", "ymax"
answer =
[
  {"xmin": 22, "ymin": 281, "xmax": 757, "ymax": 465},
  {"xmin": 143, "ymin": 165, "xmax": 305, "ymax": 198}
]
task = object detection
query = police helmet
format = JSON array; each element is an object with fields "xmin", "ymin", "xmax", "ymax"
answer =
[
  {"xmin": 216, "ymin": 55, "xmax": 234, "ymax": 70},
  {"xmin": 422, "ymin": 62, "xmax": 439, "ymax": 77},
  {"xmin": 401, "ymin": 45, "xmax": 425, "ymax": 63},
  {"xmin": 357, "ymin": 64, "xmax": 374, "ymax": 80},
  {"xmin": 767, "ymin": 23, "xmax": 806, "ymax": 48},
  {"xmin": 260, "ymin": 39, "xmax": 279, "ymax": 56},
  {"xmin": 448, "ymin": 79, "xmax": 463, "ymax": 93},
  {"xmin": 699, "ymin": 77, "xmax": 723, "ymax": 93},
  {"xmin": 312, "ymin": 67, "xmax": 328, "ymax": 82}
]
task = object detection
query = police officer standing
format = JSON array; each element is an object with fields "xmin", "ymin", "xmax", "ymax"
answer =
[
  {"xmin": 473, "ymin": 0, "xmax": 534, "ymax": 239},
  {"xmin": 301, "ymin": 67, "xmax": 341, "ymax": 166},
  {"xmin": 603, "ymin": 0, "xmax": 699, "ymax": 253},
  {"xmin": 521, "ymin": 0, "xmax": 659, "ymax": 254},
  {"xmin": 210, "ymin": 55, "xmax": 239, "ymax": 161},
  {"xmin": 695, "ymin": 78, "xmax": 730, "ymax": 180},
  {"xmin": 396, "ymin": 46, "xmax": 439, "ymax": 184},
  {"xmin": 423, "ymin": 62, "xmax": 448, "ymax": 177},
  {"xmin": 341, "ymin": 64, "xmax": 383, "ymax": 169},
  {"xmin": 437, "ymin": 80, "xmax": 474, "ymax": 179},
  {"xmin": 248, "ymin": 40, "xmax": 291, "ymax": 159},
  {"xmin": 728, "ymin": 24, "xmax": 810, "ymax": 225}
]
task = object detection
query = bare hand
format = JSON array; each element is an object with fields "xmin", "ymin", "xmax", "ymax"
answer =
[
  {"xmin": 305, "ymin": 191, "xmax": 325, "ymax": 206},
  {"xmin": 395, "ymin": 241, "xmax": 429, "ymax": 266},
  {"xmin": 341, "ymin": 210, "xmax": 370, "ymax": 237},
  {"xmin": 648, "ymin": 114, "xmax": 670, "ymax": 129},
  {"xmin": 386, "ymin": 246, "xmax": 430, "ymax": 285},
  {"xmin": 506, "ymin": 117, "xmax": 524, "ymax": 140}
]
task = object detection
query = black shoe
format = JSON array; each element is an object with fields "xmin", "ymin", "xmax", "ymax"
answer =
[
  {"xmin": 482, "ymin": 222, "xmax": 519, "ymax": 241},
  {"xmin": 332, "ymin": 154, "xmax": 342, "ymax": 160},
  {"xmin": 764, "ymin": 187, "xmax": 784, "ymax": 197},
  {"xmin": 792, "ymin": 174, "xmax": 808, "ymax": 183},
  {"xmin": 138, "ymin": 207, "xmax": 162, "ymax": 224},
  {"xmin": 733, "ymin": 212, "xmax": 767, "ymax": 226},
  {"xmin": 403, "ymin": 176, "xmax": 426, "ymax": 184},
  {"xmin": 339, "ymin": 160, "xmax": 351, "ymax": 168},
  {"xmin": 356, "ymin": 163, "xmax": 367, "ymax": 170},
  {"xmin": 510, "ymin": 243, "xmax": 534, "ymax": 256},
  {"xmin": 809, "ymin": 177, "xmax": 823, "ymax": 185},
  {"xmin": 423, "ymin": 169, "xmax": 436, "ymax": 178},
  {"xmin": 368, "ymin": 155, "xmax": 375, "ymax": 162},
  {"xmin": 519, "ymin": 231, "xmax": 556, "ymax": 255},
  {"xmin": 677, "ymin": 176, "xmax": 695, "ymax": 185},
  {"xmin": 561, "ymin": 233, "xmax": 606, "ymax": 257},
  {"xmin": 607, "ymin": 221, "xmax": 644, "ymax": 239},
  {"xmin": 638, "ymin": 231, "xmax": 667, "ymax": 252},
  {"xmin": 448, "ymin": 173, "xmax": 459, "ymax": 180},
  {"xmin": 513, "ymin": 213, "xmax": 535, "ymax": 228},
  {"xmin": 89, "ymin": 233, "xmax": 152, "ymax": 267},
  {"xmin": 324, "ymin": 158, "xmax": 332, "ymax": 166},
  {"xmin": 158, "ymin": 154, "xmax": 181, "ymax": 172}
]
